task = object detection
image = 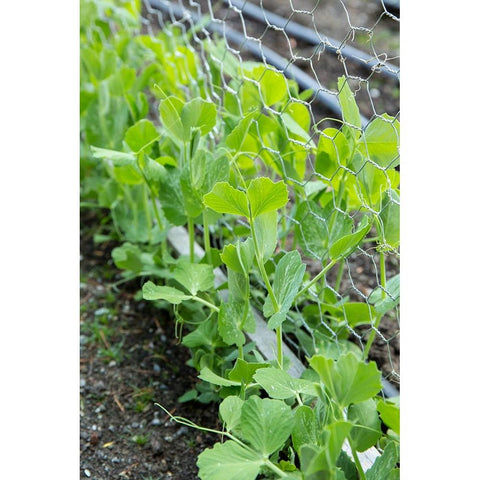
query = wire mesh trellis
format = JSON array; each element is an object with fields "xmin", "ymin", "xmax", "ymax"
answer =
[{"xmin": 138, "ymin": 0, "xmax": 400, "ymax": 387}]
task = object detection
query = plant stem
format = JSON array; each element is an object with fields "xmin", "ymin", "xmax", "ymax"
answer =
[
  {"xmin": 188, "ymin": 217, "xmax": 195, "ymax": 263},
  {"xmin": 348, "ymin": 436, "xmax": 367, "ymax": 480},
  {"xmin": 334, "ymin": 259, "xmax": 345, "ymax": 292},
  {"xmin": 265, "ymin": 460, "xmax": 288, "ymax": 478},
  {"xmin": 203, "ymin": 210, "xmax": 212, "ymax": 265},
  {"xmin": 363, "ymin": 222, "xmax": 387, "ymax": 360},
  {"xmin": 191, "ymin": 295, "xmax": 219, "ymax": 313},
  {"xmin": 294, "ymin": 258, "xmax": 337, "ymax": 301},
  {"xmin": 276, "ymin": 326, "xmax": 283, "ymax": 369}
]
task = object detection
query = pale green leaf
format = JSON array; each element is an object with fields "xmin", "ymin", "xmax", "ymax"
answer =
[
  {"xmin": 173, "ymin": 262, "xmax": 215, "ymax": 295},
  {"xmin": 220, "ymin": 238, "xmax": 255, "ymax": 275},
  {"xmin": 142, "ymin": 281, "xmax": 191, "ymax": 304},
  {"xmin": 253, "ymin": 367, "xmax": 317, "ymax": 400},
  {"xmin": 203, "ymin": 182, "xmax": 249, "ymax": 217},
  {"xmin": 246, "ymin": 177, "xmax": 289, "ymax": 218},
  {"xmin": 240, "ymin": 396, "xmax": 294, "ymax": 456},
  {"xmin": 197, "ymin": 440, "xmax": 264, "ymax": 480},
  {"xmin": 181, "ymin": 97, "xmax": 217, "ymax": 137},
  {"xmin": 329, "ymin": 217, "xmax": 371, "ymax": 260},
  {"xmin": 124, "ymin": 119, "xmax": 159, "ymax": 153},
  {"xmin": 90, "ymin": 146, "xmax": 136, "ymax": 166},
  {"xmin": 219, "ymin": 396, "xmax": 244, "ymax": 434}
]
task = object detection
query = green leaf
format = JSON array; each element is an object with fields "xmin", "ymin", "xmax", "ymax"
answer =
[
  {"xmin": 111, "ymin": 243, "xmax": 143, "ymax": 273},
  {"xmin": 315, "ymin": 128, "xmax": 351, "ymax": 179},
  {"xmin": 360, "ymin": 115, "xmax": 400, "ymax": 169},
  {"xmin": 246, "ymin": 177, "xmax": 289, "ymax": 218},
  {"xmin": 341, "ymin": 302, "xmax": 377, "ymax": 328},
  {"xmin": 228, "ymin": 359, "xmax": 269, "ymax": 384},
  {"xmin": 218, "ymin": 302, "xmax": 255, "ymax": 347},
  {"xmin": 142, "ymin": 281, "xmax": 191, "ymax": 304},
  {"xmin": 329, "ymin": 217, "xmax": 371, "ymax": 261},
  {"xmin": 253, "ymin": 211, "xmax": 278, "ymax": 264},
  {"xmin": 337, "ymin": 76, "xmax": 361, "ymax": 140},
  {"xmin": 365, "ymin": 442, "xmax": 398, "ymax": 480},
  {"xmin": 219, "ymin": 396, "xmax": 244, "ymax": 434},
  {"xmin": 124, "ymin": 119, "xmax": 159, "ymax": 153},
  {"xmin": 347, "ymin": 399, "xmax": 382, "ymax": 452},
  {"xmin": 309, "ymin": 353, "xmax": 382, "ymax": 407},
  {"xmin": 182, "ymin": 317, "xmax": 219, "ymax": 348},
  {"xmin": 159, "ymin": 95, "xmax": 186, "ymax": 142},
  {"xmin": 292, "ymin": 405, "xmax": 320, "ymax": 452},
  {"xmin": 181, "ymin": 97, "xmax": 217, "ymax": 137},
  {"xmin": 263, "ymin": 251, "xmax": 306, "ymax": 329},
  {"xmin": 253, "ymin": 367, "xmax": 317, "ymax": 400},
  {"xmin": 368, "ymin": 274, "xmax": 400, "ymax": 315},
  {"xmin": 294, "ymin": 200, "xmax": 329, "ymax": 259},
  {"xmin": 220, "ymin": 238, "xmax": 255, "ymax": 275},
  {"xmin": 250, "ymin": 66, "xmax": 288, "ymax": 106},
  {"xmin": 173, "ymin": 262, "xmax": 215, "ymax": 296},
  {"xmin": 198, "ymin": 367, "xmax": 240, "ymax": 387},
  {"xmin": 90, "ymin": 146, "xmax": 136, "ymax": 166},
  {"xmin": 225, "ymin": 112, "xmax": 257, "ymax": 151},
  {"xmin": 378, "ymin": 190, "xmax": 400, "ymax": 250},
  {"xmin": 299, "ymin": 421, "xmax": 352, "ymax": 475},
  {"xmin": 240, "ymin": 396, "xmax": 294, "ymax": 456},
  {"xmin": 376, "ymin": 397, "xmax": 400, "ymax": 435},
  {"xmin": 203, "ymin": 182, "xmax": 249, "ymax": 217},
  {"xmin": 157, "ymin": 168, "xmax": 187, "ymax": 226},
  {"xmin": 197, "ymin": 440, "xmax": 264, "ymax": 480}
]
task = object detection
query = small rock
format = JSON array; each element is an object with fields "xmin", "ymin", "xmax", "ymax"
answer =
[
  {"xmin": 84, "ymin": 469, "xmax": 91, "ymax": 478},
  {"xmin": 108, "ymin": 360, "xmax": 116, "ymax": 367},
  {"xmin": 150, "ymin": 418, "xmax": 161, "ymax": 426},
  {"xmin": 95, "ymin": 404, "xmax": 106, "ymax": 414},
  {"xmin": 153, "ymin": 363, "xmax": 161, "ymax": 373},
  {"xmin": 94, "ymin": 307, "xmax": 110, "ymax": 316}
]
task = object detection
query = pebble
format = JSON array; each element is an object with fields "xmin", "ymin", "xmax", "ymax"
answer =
[
  {"xmin": 94, "ymin": 307, "xmax": 110, "ymax": 316},
  {"xmin": 153, "ymin": 363, "xmax": 161, "ymax": 373},
  {"xmin": 150, "ymin": 418, "xmax": 161, "ymax": 426},
  {"xmin": 95, "ymin": 404, "xmax": 106, "ymax": 414},
  {"xmin": 84, "ymin": 469, "xmax": 91, "ymax": 478}
]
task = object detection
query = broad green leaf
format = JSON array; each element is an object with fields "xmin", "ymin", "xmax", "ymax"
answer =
[
  {"xmin": 299, "ymin": 421, "xmax": 352, "ymax": 475},
  {"xmin": 218, "ymin": 302, "xmax": 255, "ymax": 347},
  {"xmin": 203, "ymin": 182, "xmax": 249, "ymax": 217},
  {"xmin": 142, "ymin": 281, "xmax": 190, "ymax": 304},
  {"xmin": 157, "ymin": 168, "xmax": 187, "ymax": 226},
  {"xmin": 111, "ymin": 243, "xmax": 143, "ymax": 273},
  {"xmin": 368, "ymin": 274, "xmax": 400, "ymax": 315},
  {"xmin": 294, "ymin": 200, "xmax": 329, "ymax": 259},
  {"xmin": 173, "ymin": 262, "xmax": 215, "ymax": 295},
  {"xmin": 253, "ymin": 211, "xmax": 278, "ymax": 263},
  {"xmin": 376, "ymin": 397, "xmax": 400, "ymax": 435},
  {"xmin": 263, "ymin": 251, "xmax": 306, "ymax": 329},
  {"xmin": 253, "ymin": 367, "xmax": 317, "ymax": 400},
  {"xmin": 337, "ymin": 76, "xmax": 361, "ymax": 140},
  {"xmin": 219, "ymin": 396, "xmax": 244, "ymax": 433},
  {"xmin": 159, "ymin": 95, "xmax": 185, "ymax": 142},
  {"xmin": 315, "ymin": 128, "xmax": 351, "ymax": 179},
  {"xmin": 347, "ymin": 399, "xmax": 382, "ymax": 452},
  {"xmin": 378, "ymin": 190, "xmax": 400, "ymax": 250},
  {"xmin": 292, "ymin": 405, "xmax": 320, "ymax": 452},
  {"xmin": 197, "ymin": 440, "xmax": 264, "ymax": 480},
  {"xmin": 365, "ymin": 441, "xmax": 399, "ymax": 480},
  {"xmin": 221, "ymin": 238, "xmax": 255, "ymax": 275},
  {"xmin": 246, "ymin": 177, "xmax": 289, "ymax": 218},
  {"xmin": 360, "ymin": 115, "xmax": 400, "ymax": 169},
  {"xmin": 248, "ymin": 66, "xmax": 288, "ymax": 106},
  {"xmin": 309, "ymin": 353, "xmax": 382, "ymax": 407},
  {"xmin": 198, "ymin": 367, "xmax": 240, "ymax": 387},
  {"xmin": 341, "ymin": 302, "xmax": 376, "ymax": 328},
  {"xmin": 113, "ymin": 164, "xmax": 143, "ymax": 185},
  {"xmin": 240, "ymin": 396, "xmax": 294, "ymax": 456},
  {"xmin": 225, "ymin": 112, "xmax": 258, "ymax": 151},
  {"xmin": 90, "ymin": 146, "xmax": 136, "ymax": 166},
  {"xmin": 227, "ymin": 268, "xmax": 249, "ymax": 302},
  {"xmin": 124, "ymin": 119, "xmax": 159, "ymax": 153},
  {"xmin": 181, "ymin": 97, "xmax": 217, "ymax": 137},
  {"xmin": 182, "ymin": 317, "xmax": 219, "ymax": 348},
  {"xmin": 280, "ymin": 112, "xmax": 311, "ymax": 142},
  {"xmin": 228, "ymin": 359, "xmax": 269, "ymax": 384},
  {"xmin": 329, "ymin": 217, "xmax": 371, "ymax": 261}
]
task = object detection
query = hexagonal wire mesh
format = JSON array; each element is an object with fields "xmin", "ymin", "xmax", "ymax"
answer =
[{"xmin": 141, "ymin": 0, "xmax": 400, "ymax": 389}]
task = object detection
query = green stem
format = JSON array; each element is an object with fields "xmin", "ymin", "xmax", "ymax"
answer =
[
  {"xmin": 203, "ymin": 210, "xmax": 212, "ymax": 265},
  {"xmin": 191, "ymin": 295, "xmax": 219, "ymax": 313},
  {"xmin": 276, "ymin": 326, "xmax": 283, "ymax": 369},
  {"xmin": 265, "ymin": 460, "xmax": 288, "ymax": 478},
  {"xmin": 363, "ymin": 220, "xmax": 387, "ymax": 360},
  {"xmin": 348, "ymin": 436, "xmax": 367, "ymax": 480},
  {"xmin": 188, "ymin": 217, "xmax": 195, "ymax": 263},
  {"xmin": 295, "ymin": 259, "xmax": 338, "ymax": 301},
  {"xmin": 334, "ymin": 259, "xmax": 345, "ymax": 292}
]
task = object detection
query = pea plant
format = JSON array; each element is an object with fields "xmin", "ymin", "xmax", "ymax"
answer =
[{"xmin": 80, "ymin": 1, "xmax": 400, "ymax": 479}]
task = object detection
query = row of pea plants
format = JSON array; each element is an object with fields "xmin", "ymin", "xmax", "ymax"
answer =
[{"xmin": 80, "ymin": 1, "xmax": 400, "ymax": 479}]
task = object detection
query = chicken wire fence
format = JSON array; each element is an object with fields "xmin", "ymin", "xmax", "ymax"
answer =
[{"xmin": 94, "ymin": 0, "xmax": 400, "ymax": 387}]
